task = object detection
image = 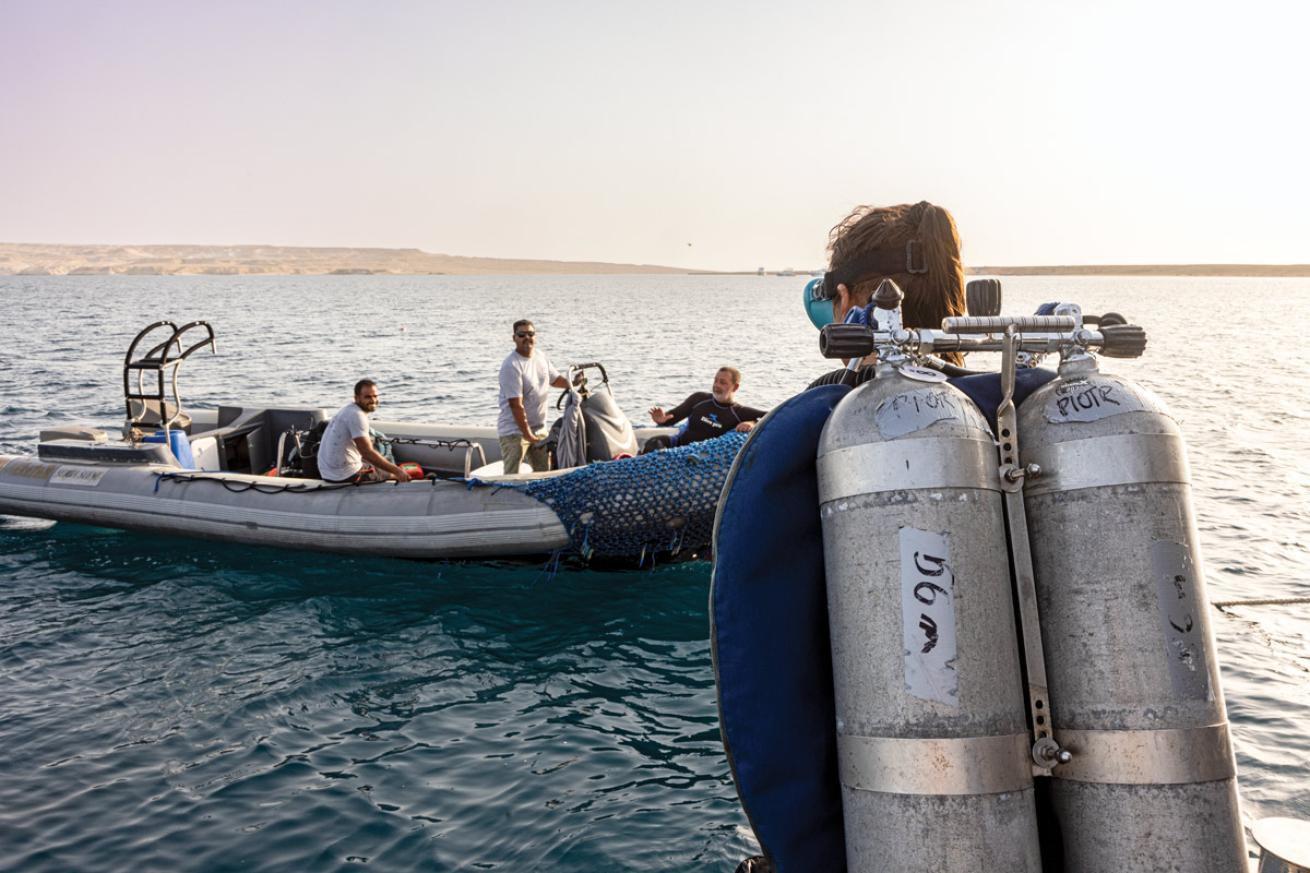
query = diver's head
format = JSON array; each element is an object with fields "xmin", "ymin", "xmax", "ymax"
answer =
[
  {"xmin": 712, "ymin": 366, "xmax": 741, "ymax": 403},
  {"xmin": 809, "ymin": 201, "xmax": 965, "ymax": 330}
]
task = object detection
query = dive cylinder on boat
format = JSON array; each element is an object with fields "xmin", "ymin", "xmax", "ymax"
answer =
[
  {"xmin": 816, "ymin": 363, "xmax": 1041, "ymax": 872},
  {"xmin": 1019, "ymin": 355, "xmax": 1246, "ymax": 870}
]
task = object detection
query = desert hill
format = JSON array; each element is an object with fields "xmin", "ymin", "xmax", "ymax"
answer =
[{"xmin": 0, "ymin": 243, "xmax": 696, "ymax": 276}]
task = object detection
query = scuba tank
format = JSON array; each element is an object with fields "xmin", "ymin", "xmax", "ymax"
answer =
[
  {"xmin": 716, "ymin": 280, "xmax": 1281, "ymax": 870},
  {"xmin": 1018, "ymin": 306, "xmax": 1246, "ymax": 871},
  {"xmin": 810, "ymin": 285, "xmax": 1246, "ymax": 869},
  {"xmin": 815, "ymin": 282, "xmax": 1041, "ymax": 871}
]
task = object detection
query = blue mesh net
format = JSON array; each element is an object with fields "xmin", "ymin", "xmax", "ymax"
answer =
[{"xmin": 486, "ymin": 431, "xmax": 748, "ymax": 562}]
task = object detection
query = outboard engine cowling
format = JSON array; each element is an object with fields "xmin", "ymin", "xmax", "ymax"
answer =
[
  {"xmin": 581, "ymin": 381, "xmax": 638, "ymax": 461},
  {"xmin": 552, "ymin": 363, "xmax": 639, "ymax": 468},
  {"xmin": 816, "ymin": 362, "xmax": 1042, "ymax": 872}
]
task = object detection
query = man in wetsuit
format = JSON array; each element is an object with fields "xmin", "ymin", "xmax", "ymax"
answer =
[{"xmin": 644, "ymin": 366, "xmax": 765, "ymax": 451}]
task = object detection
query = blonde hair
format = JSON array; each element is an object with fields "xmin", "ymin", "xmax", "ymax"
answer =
[
  {"xmin": 828, "ymin": 201, "xmax": 966, "ymax": 333},
  {"xmin": 717, "ymin": 366, "xmax": 742, "ymax": 387}
]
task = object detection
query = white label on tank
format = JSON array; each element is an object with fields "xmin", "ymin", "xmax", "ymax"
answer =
[
  {"xmin": 900, "ymin": 527, "xmax": 959, "ymax": 707},
  {"xmin": 896, "ymin": 365, "xmax": 949, "ymax": 383},
  {"xmin": 1044, "ymin": 376, "xmax": 1160, "ymax": 424},
  {"xmin": 52, "ymin": 466, "xmax": 107, "ymax": 487},
  {"xmin": 876, "ymin": 388, "xmax": 989, "ymax": 439},
  {"xmin": 1151, "ymin": 541, "xmax": 1214, "ymax": 702}
]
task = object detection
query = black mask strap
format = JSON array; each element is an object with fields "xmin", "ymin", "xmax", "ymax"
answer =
[{"xmin": 819, "ymin": 240, "xmax": 927, "ymax": 299}]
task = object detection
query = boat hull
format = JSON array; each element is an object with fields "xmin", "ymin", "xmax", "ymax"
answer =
[{"xmin": 0, "ymin": 455, "xmax": 570, "ymax": 559}]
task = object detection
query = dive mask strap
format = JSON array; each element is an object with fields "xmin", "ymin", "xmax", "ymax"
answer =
[{"xmin": 820, "ymin": 239, "xmax": 927, "ymax": 299}]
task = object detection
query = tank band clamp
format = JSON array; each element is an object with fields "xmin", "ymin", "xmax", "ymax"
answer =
[
  {"xmin": 837, "ymin": 732, "xmax": 1033, "ymax": 796},
  {"xmin": 818, "ymin": 436, "xmax": 1000, "ymax": 501},
  {"xmin": 1022, "ymin": 433, "xmax": 1189, "ymax": 496},
  {"xmin": 1050, "ymin": 723, "xmax": 1236, "ymax": 785}
]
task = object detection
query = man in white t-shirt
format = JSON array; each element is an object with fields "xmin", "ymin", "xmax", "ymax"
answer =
[
  {"xmin": 497, "ymin": 319, "xmax": 569, "ymax": 474},
  {"xmin": 317, "ymin": 380, "xmax": 411, "ymax": 484}
]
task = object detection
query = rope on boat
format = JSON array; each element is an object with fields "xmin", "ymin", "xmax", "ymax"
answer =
[
  {"xmin": 383, "ymin": 437, "xmax": 478, "ymax": 449},
  {"xmin": 153, "ymin": 471, "xmax": 394, "ymax": 494},
  {"xmin": 1212, "ymin": 596, "xmax": 1310, "ymax": 609}
]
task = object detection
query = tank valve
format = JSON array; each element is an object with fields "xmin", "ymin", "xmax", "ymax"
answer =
[
  {"xmin": 1032, "ymin": 737, "xmax": 1072, "ymax": 768},
  {"xmin": 871, "ymin": 277, "xmax": 904, "ymax": 310},
  {"xmin": 819, "ymin": 323, "xmax": 876, "ymax": 360},
  {"xmin": 1099, "ymin": 323, "xmax": 1148, "ymax": 358}
]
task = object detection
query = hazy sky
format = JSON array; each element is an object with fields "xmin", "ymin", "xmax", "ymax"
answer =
[{"xmin": 3, "ymin": 0, "xmax": 1306, "ymax": 270}]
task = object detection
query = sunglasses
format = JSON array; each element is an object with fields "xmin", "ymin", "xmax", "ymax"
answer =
[{"xmin": 515, "ymin": 331, "xmax": 536, "ymax": 338}]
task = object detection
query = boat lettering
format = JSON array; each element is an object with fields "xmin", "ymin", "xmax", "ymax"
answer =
[
  {"xmin": 52, "ymin": 466, "xmax": 108, "ymax": 487},
  {"xmin": 900, "ymin": 527, "xmax": 958, "ymax": 706},
  {"xmin": 2, "ymin": 459, "xmax": 55, "ymax": 481}
]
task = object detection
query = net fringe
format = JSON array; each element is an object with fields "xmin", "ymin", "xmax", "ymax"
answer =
[{"xmin": 478, "ymin": 431, "xmax": 748, "ymax": 561}]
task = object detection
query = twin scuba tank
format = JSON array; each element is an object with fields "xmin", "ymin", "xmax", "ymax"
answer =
[{"xmin": 815, "ymin": 287, "xmax": 1246, "ymax": 871}]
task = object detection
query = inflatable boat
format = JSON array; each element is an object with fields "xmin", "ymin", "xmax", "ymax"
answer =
[{"xmin": 0, "ymin": 321, "xmax": 740, "ymax": 562}]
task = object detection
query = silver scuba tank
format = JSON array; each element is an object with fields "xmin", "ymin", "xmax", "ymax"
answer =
[
  {"xmin": 816, "ymin": 360, "xmax": 1042, "ymax": 872},
  {"xmin": 1019, "ymin": 353, "xmax": 1246, "ymax": 871}
]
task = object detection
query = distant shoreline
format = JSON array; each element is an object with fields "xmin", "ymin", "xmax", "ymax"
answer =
[
  {"xmin": 1, "ymin": 243, "xmax": 1306, "ymax": 277},
  {"xmin": 968, "ymin": 264, "xmax": 1310, "ymax": 278}
]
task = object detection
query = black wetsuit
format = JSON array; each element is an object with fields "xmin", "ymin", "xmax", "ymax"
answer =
[{"xmin": 658, "ymin": 392, "xmax": 766, "ymax": 446}]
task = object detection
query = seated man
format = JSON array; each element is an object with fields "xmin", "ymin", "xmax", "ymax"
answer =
[
  {"xmin": 645, "ymin": 366, "xmax": 765, "ymax": 451},
  {"xmin": 317, "ymin": 379, "xmax": 412, "ymax": 484}
]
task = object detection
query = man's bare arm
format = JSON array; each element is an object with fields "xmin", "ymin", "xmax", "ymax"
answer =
[
  {"xmin": 352, "ymin": 435, "xmax": 409, "ymax": 482},
  {"xmin": 506, "ymin": 397, "xmax": 543, "ymax": 443}
]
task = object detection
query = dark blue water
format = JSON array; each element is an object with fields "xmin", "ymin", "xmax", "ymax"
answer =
[
  {"xmin": 1, "ymin": 275, "xmax": 1308, "ymax": 870},
  {"xmin": 0, "ymin": 524, "xmax": 733, "ymax": 871}
]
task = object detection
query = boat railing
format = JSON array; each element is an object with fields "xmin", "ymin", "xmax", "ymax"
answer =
[
  {"xmin": 555, "ymin": 362, "xmax": 609, "ymax": 409},
  {"xmin": 380, "ymin": 436, "xmax": 488, "ymax": 479}
]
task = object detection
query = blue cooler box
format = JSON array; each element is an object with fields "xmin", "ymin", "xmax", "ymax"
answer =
[{"xmin": 144, "ymin": 429, "xmax": 196, "ymax": 469}]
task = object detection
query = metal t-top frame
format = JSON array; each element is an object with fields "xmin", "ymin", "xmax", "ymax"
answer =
[{"xmin": 122, "ymin": 320, "xmax": 216, "ymax": 441}]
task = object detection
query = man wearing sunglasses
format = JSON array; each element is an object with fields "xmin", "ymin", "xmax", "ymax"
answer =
[{"xmin": 497, "ymin": 319, "xmax": 570, "ymax": 474}]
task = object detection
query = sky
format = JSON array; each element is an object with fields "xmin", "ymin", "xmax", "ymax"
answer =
[{"xmin": 2, "ymin": 0, "xmax": 1307, "ymax": 271}]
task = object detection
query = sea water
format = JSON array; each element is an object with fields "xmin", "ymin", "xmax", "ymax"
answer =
[{"xmin": 0, "ymin": 274, "xmax": 1307, "ymax": 870}]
